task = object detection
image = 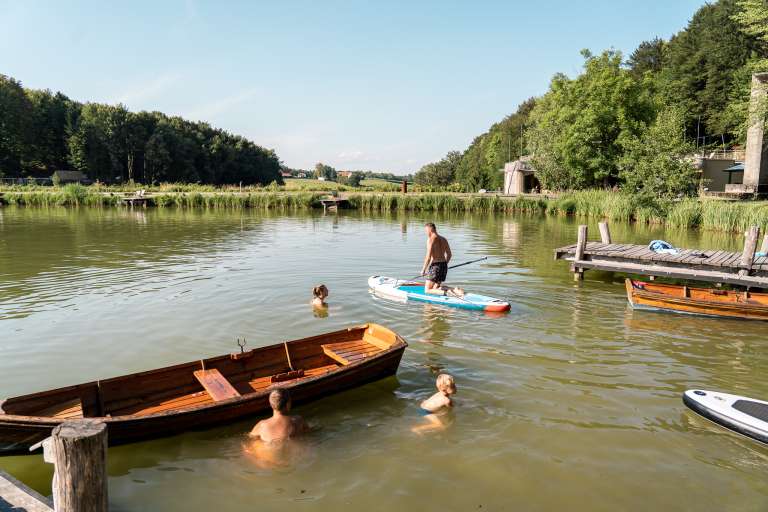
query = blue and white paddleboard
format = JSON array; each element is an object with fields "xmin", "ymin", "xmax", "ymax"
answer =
[
  {"xmin": 683, "ymin": 389, "xmax": 768, "ymax": 444},
  {"xmin": 368, "ymin": 276, "xmax": 510, "ymax": 312}
]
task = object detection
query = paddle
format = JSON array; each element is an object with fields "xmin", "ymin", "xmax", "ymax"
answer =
[{"xmin": 406, "ymin": 256, "xmax": 488, "ymax": 281}]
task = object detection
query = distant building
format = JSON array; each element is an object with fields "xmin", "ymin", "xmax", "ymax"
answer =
[
  {"xmin": 297, "ymin": 172, "xmax": 307, "ymax": 178},
  {"xmin": 317, "ymin": 176, "xmax": 326, "ymax": 181},
  {"xmin": 281, "ymin": 171, "xmax": 292, "ymax": 178},
  {"xmin": 52, "ymin": 170, "xmax": 89, "ymax": 184},
  {"xmin": 502, "ymin": 158, "xmax": 539, "ymax": 194},
  {"xmin": 337, "ymin": 170, "xmax": 353, "ymax": 179}
]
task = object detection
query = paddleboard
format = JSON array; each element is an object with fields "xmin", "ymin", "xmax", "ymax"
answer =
[
  {"xmin": 683, "ymin": 389, "xmax": 768, "ymax": 444},
  {"xmin": 368, "ymin": 276, "xmax": 510, "ymax": 312}
]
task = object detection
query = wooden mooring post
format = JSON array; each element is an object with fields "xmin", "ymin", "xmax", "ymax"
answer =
[
  {"xmin": 38, "ymin": 420, "xmax": 108, "ymax": 512},
  {"xmin": 740, "ymin": 225, "xmax": 760, "ymax": 277},
  {"xmin": 598, "ymin": 222, "xmax": 611, "ymax": 244},
  {"xmin": 573, "ymin": 224, "xmax": 588, "ymax": 281}
]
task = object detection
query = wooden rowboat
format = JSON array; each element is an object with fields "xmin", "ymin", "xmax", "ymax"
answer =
[
  {"xmin": 625, "ymin": 279, "xmax": 768, "ymax": 320},
  {"xmin": 0, "ymin": 323, "xmax": 406, "ymax": 455}
]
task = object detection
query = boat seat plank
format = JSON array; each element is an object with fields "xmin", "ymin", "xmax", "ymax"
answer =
[
  {"xmin": 38, "ymin": 398, "xmax": 83, "ymax": 419},
  {"xmin": 193, "ymin": 369, "xmax": 241, "ymax": 402},
  {"xmin": 322, "ymin": 341, "xmax": 382, "ymax": 365}
]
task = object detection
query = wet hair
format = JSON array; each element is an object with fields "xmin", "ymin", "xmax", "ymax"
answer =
[
  {"xmin": 425, "ymin": 222, "xmax": 437, "ymax": 232},
  {"xmin": 436, "ymin": 373, "xmax": 455, "ymax": 391},
  {"xmin": 312, "ymin": 284, "xmax": 328, "ymax": 298},
  {"xmin": 269, "ymin": 388, "xmax": 291, "ymax": 412}
]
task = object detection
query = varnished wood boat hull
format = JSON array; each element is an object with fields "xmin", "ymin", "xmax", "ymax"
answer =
[
  {"xmin": 0, "ymin": 324, "xmax": 406, "ymax": 455},
  {"xmin": 625, "ymin": 279, "xmax": 768, "ymax": 320}
]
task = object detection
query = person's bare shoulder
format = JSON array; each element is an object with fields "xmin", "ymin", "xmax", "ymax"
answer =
[{"xmin": 249, "ymin": 420, "xmax": 265, "ymax": 438}]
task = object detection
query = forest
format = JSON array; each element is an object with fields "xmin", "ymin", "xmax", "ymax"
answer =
[
  {"xmin": 0, "ymin": 77, "xmax": 282, "ymax": 185},
  {"xmin": 415, "ymin": 0, "xmax": 768, "ymax": 198}
]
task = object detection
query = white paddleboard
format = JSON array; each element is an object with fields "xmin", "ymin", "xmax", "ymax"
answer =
[
  {"xmin": 683, "ymin": 389, "xmax": 768, "ymax": 444},
  {"xmin": 368, "ymin": 276, "xmax": 510, "ymax": 312}
]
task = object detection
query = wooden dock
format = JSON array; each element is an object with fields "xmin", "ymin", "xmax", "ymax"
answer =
[
  {"xmin": 319, "ymin": 196, "xmax": 350, "ymax": 211},
  {"xmin": 554, "ymin": 223, "xmax": 768, "ymax": 288},
  {"xmin": 0, "ymin": 471, "xmax": 52, "ymax": 512}
]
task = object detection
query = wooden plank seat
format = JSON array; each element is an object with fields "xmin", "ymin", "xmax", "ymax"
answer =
[
  {"xmin": 39, "ymin": 398, "xmax": 83, "ymax": 419},
  {"xmin": 321, "ymin": 340, "xmax": 383, "ymax": 365},
  {"xmin": 193, "ymin": 369, "xmax": 241, "ymax": 401}
]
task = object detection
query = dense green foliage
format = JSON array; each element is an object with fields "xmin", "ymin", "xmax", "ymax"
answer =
[
  {"xmin": 529, "ymin": 50, "xmax": 657, "ymax": 190},
  {"xmin": 414, "ymin": 151, "xmax": 462, "ymax": 189},
  {"xmin": 418, "ymin": 0, "xmax": 768, "ymax": 195},
  {"xmin": 313, "ymin": 162, "xmax": 337, "ymax": 181},
  {"xmin": 619, "ymin": 106, "xmax": 699, "ymax": 199},
  {"xmin": 0, "ymin": 75, "xmax": 282, "ymax": 185}
]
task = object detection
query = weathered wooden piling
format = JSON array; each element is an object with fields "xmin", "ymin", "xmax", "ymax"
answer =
[
  {"xmin": 739, "ymin": 226, "xmax": 760, "ymax": 276},
  {"xmin": 760, "ymin": 233, "xmax": 768, "ymax": 255},
  {"xmin": 573, "ymin": 224, "xmax": 588, "ymax": 281},
  {"xmin": 45, "ymin": 420, "xmax": 108, "ymax": 512},
  {"xmin": 598, "ymin": 222, "xmax": 612, "ymax": 244},
  {"xmin": 401, "ymin": 179, "xmax": 408, "ymax": 194}
]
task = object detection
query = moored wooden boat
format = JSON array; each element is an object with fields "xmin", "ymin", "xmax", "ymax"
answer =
[
  {"xmin": 625, "ymin": 279, "xmax": 768, "ymax": 320},
  {"xmin": 0, "ymin": 323, "xmax": 406, "ymax": 455}
]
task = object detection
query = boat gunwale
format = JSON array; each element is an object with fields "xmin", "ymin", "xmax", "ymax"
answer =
[
  {"xmin": 626, "ymin": 279, "xmax": 768, "ymax": 312},
  {"xmin": 0, "ymin": 323, "xmax": 407, "ymax": 424}
]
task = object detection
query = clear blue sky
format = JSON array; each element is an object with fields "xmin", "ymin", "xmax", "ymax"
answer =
[{"xmin": 0, "ymin": 0, "xmax": 704, "ymax": 174}]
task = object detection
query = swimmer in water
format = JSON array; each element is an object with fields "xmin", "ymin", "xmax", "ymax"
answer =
[{"xmin": 412, "ymin": 373, "xmax": 456, "ymax": 434}]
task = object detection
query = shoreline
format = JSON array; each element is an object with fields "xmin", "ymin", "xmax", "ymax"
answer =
[{"xmin": 1, "ymin": 188, "xmax": 767, "ymax": 234}]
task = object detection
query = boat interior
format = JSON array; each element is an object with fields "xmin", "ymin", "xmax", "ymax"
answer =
[{"xmin": 0, "ymin": 324, "xmax": 400, "ymax": 420}]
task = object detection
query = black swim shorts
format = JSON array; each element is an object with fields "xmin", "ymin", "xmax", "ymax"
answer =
[{"xmin": 425, "ymin": 262, "xmax": 448, "ymax": 283}]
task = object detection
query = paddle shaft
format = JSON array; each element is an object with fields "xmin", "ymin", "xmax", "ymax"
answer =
[{"xmin": 409, "ymin": 256, "xmax": 488, "ymax": 281}]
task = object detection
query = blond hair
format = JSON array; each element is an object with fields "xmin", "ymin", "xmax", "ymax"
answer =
[{"xmin": 436, "ymin": 373, "xmax": 455, "ymax": 390}]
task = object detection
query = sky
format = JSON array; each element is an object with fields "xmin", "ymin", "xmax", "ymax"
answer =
[{"xmin": 0, "ymin": 0, "xmax": 705, "ymax": 174}]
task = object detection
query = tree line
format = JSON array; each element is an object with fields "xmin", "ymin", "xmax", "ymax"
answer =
[
  {"xmin": 0, "ymin": 76, "xmax": 282, "ymax": 185},
  {"xmin": 416, "ymin": 0, "xmax": 768, "ymax": 198}
]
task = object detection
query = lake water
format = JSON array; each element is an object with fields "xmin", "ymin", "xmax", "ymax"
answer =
[{"xmin": 1, "ymin": 207, "xmax": 767, "ymax": 511}]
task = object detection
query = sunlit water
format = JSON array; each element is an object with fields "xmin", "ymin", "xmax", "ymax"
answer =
[{"xmin": 1, "ymin": 207, "xmax": 767, "ymax": 511}]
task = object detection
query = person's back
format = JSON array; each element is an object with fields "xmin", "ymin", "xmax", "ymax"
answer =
[{"xmin": 249, "ymin": 388, "xmax": 308, "ymax": 443}]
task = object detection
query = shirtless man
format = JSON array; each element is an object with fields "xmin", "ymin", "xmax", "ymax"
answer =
[
  {"xmin": 421, "ymin": 223, "xmax": 464, "ymax": 296},
  {"xmin": 249, "ymin": 388, "xmax": 308, "ymax": 443}
]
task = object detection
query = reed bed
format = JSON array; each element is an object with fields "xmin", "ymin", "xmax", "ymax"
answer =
[
  {"xmin": 5, "ymin": 186, "xmax": 768, "ymax": 233},
  {"xmin": 2, "ymin": 184, "xmax": 120, "ymax": 207},
  {"xmin": 152, "ymin": 192, "xmax": 321, "ymax": 209}
]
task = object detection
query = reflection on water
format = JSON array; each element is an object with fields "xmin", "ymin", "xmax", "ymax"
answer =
[{"xmin": 1, "ymin": 207, "xmax": 767, "ymax": 511}]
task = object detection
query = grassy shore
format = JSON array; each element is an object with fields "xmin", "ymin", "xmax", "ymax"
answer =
[{"xmin": 3, "ymin": 185, "xmax": 768, "ymax": 233}]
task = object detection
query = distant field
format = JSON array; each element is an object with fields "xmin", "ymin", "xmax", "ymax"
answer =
[
  {"xmin": 283, "ymin": 178, "xmax": 345, "ymax": 191},
  {"xmin": 283, "ymin": 178, "xmax": 406, "ymax": 192}
]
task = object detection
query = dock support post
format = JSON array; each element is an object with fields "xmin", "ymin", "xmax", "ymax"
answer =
[
  {"xmin": 598, "ymin": 222, "xmax": 611, "ymax": 244},
  {"xmin": 573, "ymin": 224, "xmax": 588, "ymax": 281},
  {"xmin": 49, "ymin": 420, "xmax": 108, "ymax": 512},
  {"xmin": 740, "ymin": 225, "xmax": 760, "ymax": 276},
  {"xmin": 760, "ymin": 232, "xmax": 768, "ymax": 255},
  {"xmin": 401, "ymin": 179, "xmax": 408, "ymax": 194}
]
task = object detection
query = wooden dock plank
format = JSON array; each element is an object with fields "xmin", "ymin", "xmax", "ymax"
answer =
[
  {"xmin": 572, "ymin": 258, "xmax": 768, "ymax": 287},
  {"xmin": 556, "ymin": 238, "xmax": 768, "ymax": 287},
  {"xmin": 0, "ymin": 471, "xmax": 53, "ymax": 512}
]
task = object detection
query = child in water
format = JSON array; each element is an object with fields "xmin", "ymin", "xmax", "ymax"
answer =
[
  {"xmin": 412, "ymin": 373, "xmax": 456, "ymax": 434},
  {"xmin": 312, "ymin": 284, "xmax": 329, "ymax": 308},
  {"xmin": 245, "ymin": 389, "xmax": 309, "ymax": 468}
]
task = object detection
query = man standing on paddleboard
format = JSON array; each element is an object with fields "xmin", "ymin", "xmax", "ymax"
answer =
[{"xmin": 421, "ymin": 223, "xmax": 464, "ymax": 297}]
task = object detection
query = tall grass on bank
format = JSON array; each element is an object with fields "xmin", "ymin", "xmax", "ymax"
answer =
[
  {"xmin": 3, "ymin": 184, "xmax": 120, "ymax": 207},
  {"xmin": 152, "ymin": 192, "xmax": 322, "ymax": 209},
  {"xmin": 6, "ymin": 185, "xmax": 768, "ymax": 233}
]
